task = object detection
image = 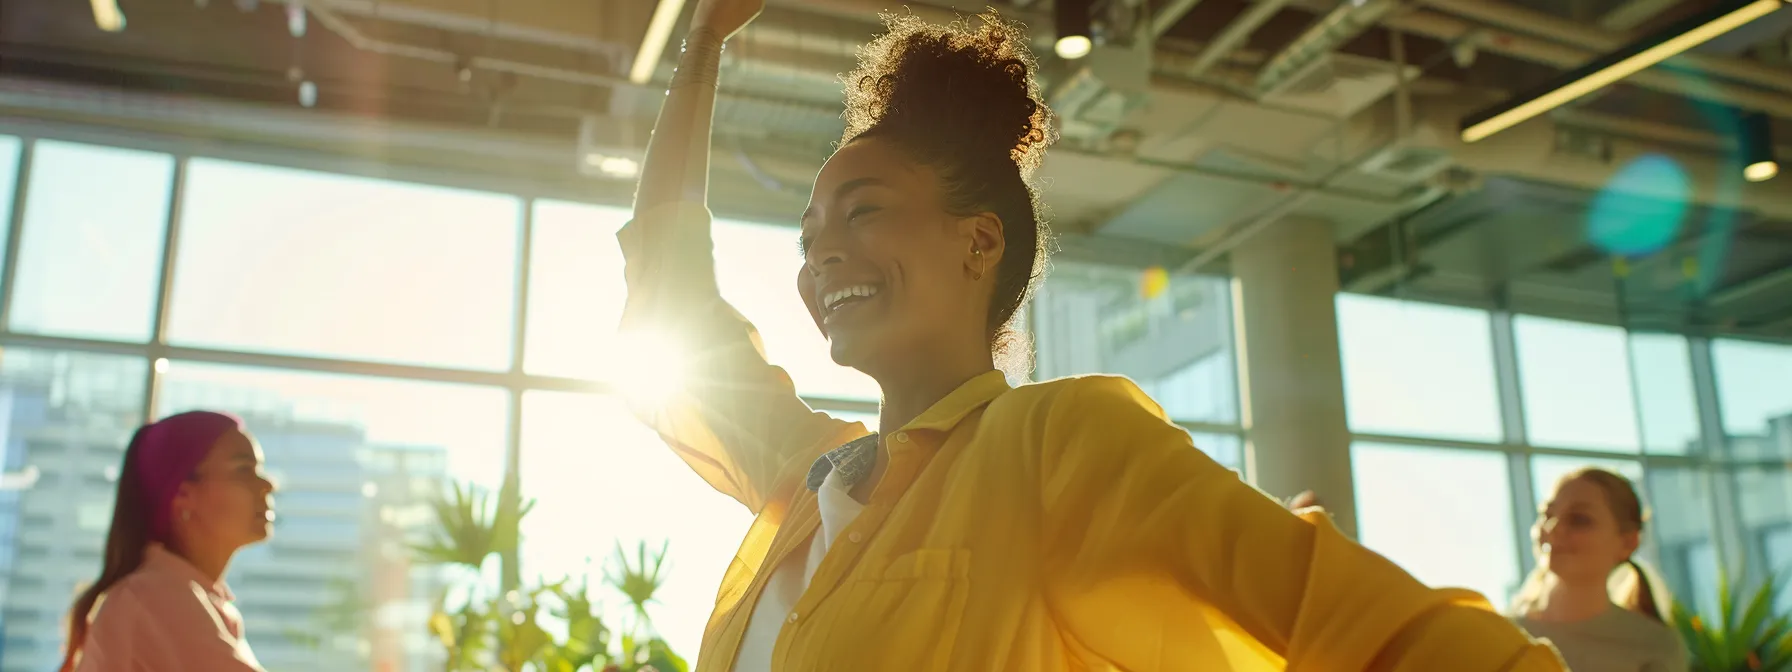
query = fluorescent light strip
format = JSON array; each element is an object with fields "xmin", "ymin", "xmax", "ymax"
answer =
[
  {"xmin": 629, "ymin": 0, "xmax": 689, "ymax": 85},
  {"xmin": 90, "ymin": 0, "xmax": 126, "ymax": 32},
  {"xmin": 1461, "ymin": 0, "xmax": 1784, "ymax": 143}
]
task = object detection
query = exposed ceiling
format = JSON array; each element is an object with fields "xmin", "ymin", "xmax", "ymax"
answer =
[{"xmin": 1, "ymin": 0, "xmax": 1790, "ymax": 340}]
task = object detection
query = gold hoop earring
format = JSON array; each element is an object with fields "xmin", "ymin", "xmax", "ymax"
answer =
[{"xmin": 972, "ymin": 248, "xmax": 986, "ymax": 281}]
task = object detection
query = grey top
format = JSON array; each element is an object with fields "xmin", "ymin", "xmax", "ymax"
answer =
[{"xmin": 1515, "ymin": 608, "xmax": 1689, "ymax": 672}]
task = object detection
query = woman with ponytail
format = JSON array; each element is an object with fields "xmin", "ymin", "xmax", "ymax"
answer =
[
  {"xmin": 1512, "ymin": 468, "xmax": 1688, "ymax": 672},
  {"xmin": 619, "ymin": 0, "xmax": 1562, "ymax": 669},
  {"xmin": 60, "ymin": 411, "xmax": 276, "ymax": 672}
]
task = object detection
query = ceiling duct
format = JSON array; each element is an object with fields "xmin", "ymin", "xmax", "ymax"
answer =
[
  {"xmin": 1252, "ymin": 0, "xmax": 1405, "ymax": 95},
  {"xmin": 1338, "ymin": 93, "xmax": 1792, "ymax": 221},
  {"xmin": 1258, "ymin": 52, "xmax": 1421, "ymax": 119}
]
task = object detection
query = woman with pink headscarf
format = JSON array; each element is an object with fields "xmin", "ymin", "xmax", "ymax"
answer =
[{"xmin": 58, "ymin": 411, "xmax": 278, "ymax": 672}]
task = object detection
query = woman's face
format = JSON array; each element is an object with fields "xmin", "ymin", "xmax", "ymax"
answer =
[
  {"xmin": 797, "ymin": 138, "xmax": 1003, "ymax": 374},
  {"xmin": 176, "ymin": 430, "xmax": 277, "ymax": 550},
  {"xmin": 1534, "ymin": 477, "xmax": 1636, "ymax": 583}
]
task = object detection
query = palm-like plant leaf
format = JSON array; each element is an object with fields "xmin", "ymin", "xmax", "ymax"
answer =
[
  {"xmin": 1672, "ymin": 569, "xmax": 1792, "ymax": 672},
  {"xmin": 410, "ymin": 481, "xmax": 537, "ymax": 570},
  {"xmin": 605, "ymin": 540, "xmax": 671, "ymax": 620}
]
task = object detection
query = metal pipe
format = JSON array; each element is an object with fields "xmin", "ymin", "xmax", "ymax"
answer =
[
  {"xmin": 1184, "ymin": 0, "xmax": 1298, "ymax": 79},
  {"xmin": 1386, "ymin": 10, "xmax": 1792, "ymax": 119},
  {"xmin": 1173, "ymin": 139, "xmax": 1406, "ymax": 275},
  {"xmin": 270, "ymin": 0, "xmax": 633, "ymax": 60},
  {"xmin": 1150, "ymin": 0, "xmax": 1209, "ymax": 37},
  {"xmin": 1420, "ymin": 0, "xmax": 1792, "ymax": 97},
  {"xmin": 1253, "ymin": 0, "xmax": 1404, "ymax": 94}
]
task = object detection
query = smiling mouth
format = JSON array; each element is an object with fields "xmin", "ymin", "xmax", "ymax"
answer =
[{"xmin": 822, "ymin": 284, "xmax": 881, "ymax": 321}]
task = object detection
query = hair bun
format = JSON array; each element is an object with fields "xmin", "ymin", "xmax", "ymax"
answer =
[{"xmin": 841, "ymin": 11, "xmax": 1056, "ymax": 177}]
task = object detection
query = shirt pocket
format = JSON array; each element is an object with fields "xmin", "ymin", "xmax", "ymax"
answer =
[{"xmin": 830, "ymin": 548, "xmax": 973, "ymax": 671}]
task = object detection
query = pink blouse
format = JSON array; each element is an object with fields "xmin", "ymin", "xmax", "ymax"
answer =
[{"xmin": 74, "ymin": 544, "xmax": 263, "ymax": 672}]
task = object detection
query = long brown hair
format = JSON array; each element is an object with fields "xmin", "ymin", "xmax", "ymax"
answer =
[
  {"xmin": 59, "ymin": 425, "xmax": 159, "ymax": 672},
  {"xmin": 1511, "ymin": 467, "xmax": 1668, "ymax": 623}
]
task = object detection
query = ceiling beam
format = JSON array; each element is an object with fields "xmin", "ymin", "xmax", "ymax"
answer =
[{"xmin": 1150, "ymin": 0, "xmax": 1208, "ymax": 38}]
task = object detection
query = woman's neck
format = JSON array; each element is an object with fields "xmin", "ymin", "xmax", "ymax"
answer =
[
  {"xmin": 1532, "ymin": 575, "xmax": 1614, "ymax": 623},
  {"xmin": 171, "ymin": 540, "xmax": 236, "ymax": 585},
  {"xmin": 874, "ymin": 346, "xmax": 996, "ymax": 436}
]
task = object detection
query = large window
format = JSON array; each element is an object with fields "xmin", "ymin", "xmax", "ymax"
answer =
[
  {"xmin": 1628, "ymin": 333, "xmax": 1701, "ymax": 455},
  {"xmin": 1034, "ymin": 262, "xmax": 1238, "ymax": 425},
  {"xmin": 1713, "ymin": 339, "xmax": 1792, "ymax": 596},
  {"xmin": 169, "ymin": 159, "xmax": 521, "ymax": 370},
  {"xmin": 1339, "ymin": 293, "xmax": 1738, "ymax": 614},
  {"xmin": 1335, "ymin": 295, "xmax": 1502, "ymax": 442},
  {"xmin": 1513, "ymin": 316, "xmax": 1640, "ymax": 452},
  {"xmin": 1352, "ymin": 442, "xmax": 1522, "ymax": 606},
  {"xmin": 0, "ymin": 348, "xmax": 149, "ymax": 672},
  {"xmin": 523, "ymin": 200, "xmax": 630, "ymax": 380},
  {"xmin": 10, "ymin": 141, "xmax": 172, "ymax": 342}
]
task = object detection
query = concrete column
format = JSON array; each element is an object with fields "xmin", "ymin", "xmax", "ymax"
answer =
[{"xmin": 1230, "ymin": 215, "xmax": 1357, "ymax": 538}]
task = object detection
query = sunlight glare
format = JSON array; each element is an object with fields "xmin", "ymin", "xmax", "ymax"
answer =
[{"xmin": 609, "ymin": 328, "xmax": 689, "ymax": 407}]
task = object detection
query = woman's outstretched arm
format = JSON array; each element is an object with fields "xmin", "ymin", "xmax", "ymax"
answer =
[
  {"xmin": 1037, "ymin": 375, "xmax": 1565, "ymax": 671},
  {"xmin": 618, "ymin": 0, "xmax": 862, "ymax": 514}
]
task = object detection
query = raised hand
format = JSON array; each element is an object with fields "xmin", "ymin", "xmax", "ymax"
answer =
[{"xmin": 1287, "ymin": 490, "xmax": 1322, "ymax": 511}]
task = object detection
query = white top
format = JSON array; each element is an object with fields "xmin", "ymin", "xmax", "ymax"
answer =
[{"xmin": 731, "ymin": 467, "xmax": 866, "ymax": 672}]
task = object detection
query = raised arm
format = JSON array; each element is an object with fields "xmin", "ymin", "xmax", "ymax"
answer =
[
  {"xmin": 619, "ymin": 0, "xmax": 861, "ymax": 513},
  {"xmin": 1038, "ymin": 376, "xmax": 1565, "ymax": 671}
]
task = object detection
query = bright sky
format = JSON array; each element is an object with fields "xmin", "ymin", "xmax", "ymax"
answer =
[{"xmin": 7, "ymin": 137, "xmax": 1792, "ymax": 660}]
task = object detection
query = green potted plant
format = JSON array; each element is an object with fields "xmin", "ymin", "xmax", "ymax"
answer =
[
  {"xmin": 414, "ymin": 480, "xmax": 687, "ymax": 672},
  {"xmin": 1671, "ymin": 569, "xmax": 1792, "ymax": 671}
]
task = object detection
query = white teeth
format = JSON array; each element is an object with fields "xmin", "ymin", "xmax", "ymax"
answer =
[{"xmin": 823, "ymin": 285, "xmax": 879, "ymax": 310}]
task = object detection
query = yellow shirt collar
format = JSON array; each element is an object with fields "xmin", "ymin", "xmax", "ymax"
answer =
[{"xmin": 899, "ymin": 369, "xmax": 1012, "ymax": 435}]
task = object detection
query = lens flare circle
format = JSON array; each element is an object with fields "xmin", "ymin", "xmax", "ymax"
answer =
[{"xmin": 1587, "ymin": 153, "xmax": 1690, "ymax": 257}]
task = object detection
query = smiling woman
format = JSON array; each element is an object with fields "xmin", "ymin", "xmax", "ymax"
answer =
[{"xmin": 614, "ymin": 1, "xmax": 1566, "ymax": 670}]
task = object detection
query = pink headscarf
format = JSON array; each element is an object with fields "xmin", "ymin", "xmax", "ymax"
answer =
[{"xmin": 132, "ymin": 411, "xmax": 245, "ymax": 542}]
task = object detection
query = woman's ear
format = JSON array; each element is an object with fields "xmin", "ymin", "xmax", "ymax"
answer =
[{"xmin": 961, "ymin": 213, "xmax": 1006, "ymax": 271}]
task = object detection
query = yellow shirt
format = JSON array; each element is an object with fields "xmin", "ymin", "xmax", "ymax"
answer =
[{"xmin": 618, "ymin": 204, "xmax": 1565, "ymax": 672}]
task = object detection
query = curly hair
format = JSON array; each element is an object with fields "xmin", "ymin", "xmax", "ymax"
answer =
[{"xmin": 839, "ymin": 10, "xmax": 1057, "ymax": 373}]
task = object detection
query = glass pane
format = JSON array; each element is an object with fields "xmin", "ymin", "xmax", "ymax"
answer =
[
  {"xmin": 168, "ymin": 158, "xmax": 520, "ymax": 370},
  {"xmin": 1190, "ymin": 431, "xmax": 1243, "ymax": 473},
  {"xmin": 10, "ymin": 141, "xmax": 172, "ymax": 341},
  {"xmin": 519, "ymin": 391, "xmax": 751, "ymax": 661},
  {"xmin": 1642, "ymin": 467, "xmax": 1719, "ymax": 615},
  {"xmin": 0, "ymin": 349, "xmax": 149, "ymax": 672},
  {"xmin": 1712, "ymin": 339, "xmax": 1792, "ymax": 439},
  {"xmin": 158, "ymin": 362, "xmax": 508, "ymax": 672},
  {"xmin": 1351, "ymin": 443, "xmax": 1521, "ymax": 606},
  {"xmin": 1733, "ymin": 463, "xmax": 1792, "ymax": 613},
  {"xmin": 523, "ymin": 200, "xmax": 630, "ymax": 379},
  {"xmin": 1514, "ymin": 316, "xmax": 1640, "ymax": 452},
  {"xmin": 1629, "ymin": 333, "xmax": 1701, "ymax": 455},
  {"xmin": 1335, "ymin": 295, "xmax": 1501, "ymax": 441},
  {"xmin": 714, "ymin": 220, "xmax": 878, "ymax": 400},
  {"xmin": 1032, "ymin": 261, "xmax": 1238, "ymax": 424}
]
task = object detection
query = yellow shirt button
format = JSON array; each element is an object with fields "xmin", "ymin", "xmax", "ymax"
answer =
[
  {"xmin": 848, "ymin": 531, "xmax": 863, "ymax": 543},
  {"xmin": 786, "ymin": 612, "xmax": 799, "ymax": 624},
  {"xmin": 894, "ymin": 432, "xmax": 910, "ymax": 443}
]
